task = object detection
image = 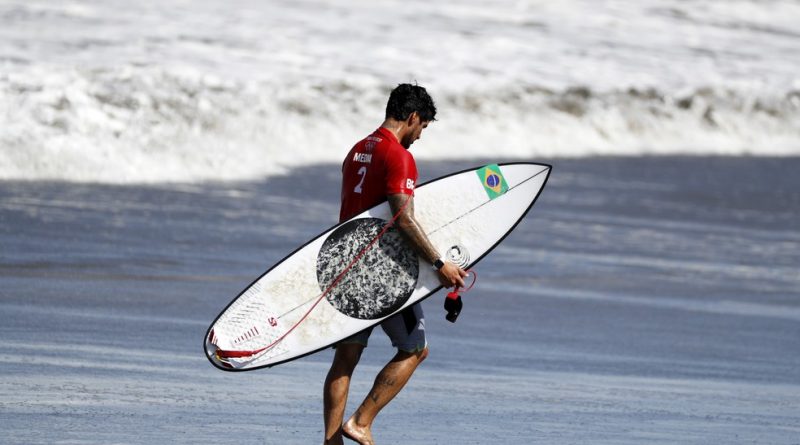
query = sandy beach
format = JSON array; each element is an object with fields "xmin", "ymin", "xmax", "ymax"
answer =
[{"xmin": 2, "ymin": 157, "xmax": 799, "ymax": 444}]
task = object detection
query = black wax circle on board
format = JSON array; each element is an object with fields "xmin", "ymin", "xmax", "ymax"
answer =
[{"xmin": 316, "ymin": 218, "xmax": 419, "ymax": 320}]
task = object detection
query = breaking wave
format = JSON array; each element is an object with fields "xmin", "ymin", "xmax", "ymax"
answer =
[{"xmin": 1, "ymin": 66, "xmax": 799, "ymax": 183}]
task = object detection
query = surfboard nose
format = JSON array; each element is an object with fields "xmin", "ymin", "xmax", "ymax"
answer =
[{"xmin": 502, "ymin": 162, "xmax": 551, "ymax": 188}]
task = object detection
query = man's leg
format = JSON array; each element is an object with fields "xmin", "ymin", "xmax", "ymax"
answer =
[
  {"xmin": 324, "ymin": 343, "xmax": 365, "ymax": 445},
  {"xmin": 342, "ymin": 347, "xmax": 428, "ymax": 445}
]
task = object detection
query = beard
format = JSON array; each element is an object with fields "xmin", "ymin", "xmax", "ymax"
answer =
[{"xmin": 399, "ymin": 134, "xmax": 414, "ymax": 149}]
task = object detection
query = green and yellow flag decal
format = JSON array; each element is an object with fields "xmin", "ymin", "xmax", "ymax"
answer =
[{"xmin": 476, "ymin": 164, "xmax": 509, "ymax": 199}]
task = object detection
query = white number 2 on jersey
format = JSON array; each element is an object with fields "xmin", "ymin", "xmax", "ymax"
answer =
[{"xmin": 354, "ymin": 166, "xmax": 367, "ymax": 194}]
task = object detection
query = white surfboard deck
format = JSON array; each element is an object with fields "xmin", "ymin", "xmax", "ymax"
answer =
[{"xmin": 205, "ymin": 162, "xmax": 551, "ymax": 371}]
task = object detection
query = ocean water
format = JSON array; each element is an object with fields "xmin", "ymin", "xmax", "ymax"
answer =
[
  {"xmin": 2, "ymin": 158, "xmax": 799, "ymax": 444},
  {"xmin": 1, "ymin": 0, "xmax": 799, "ymax": 183},
  {"xmin": 2, "ymin": 1, "xmax": 800, "ymax": 444}
]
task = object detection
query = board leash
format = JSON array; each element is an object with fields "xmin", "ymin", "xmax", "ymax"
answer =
[{"xmin": 213, "ymin": 194, "xmax": 414, "ymax": 362}]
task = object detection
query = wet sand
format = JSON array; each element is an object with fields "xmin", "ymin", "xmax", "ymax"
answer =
[{"xmin": 2, "ymin": 157, "xmax": 799, "ymax": 444}]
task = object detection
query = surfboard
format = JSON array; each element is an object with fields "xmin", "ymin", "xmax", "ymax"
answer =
[{"xmin": 204, "ymin": 162, "xmax": 551, "ymax": 371}]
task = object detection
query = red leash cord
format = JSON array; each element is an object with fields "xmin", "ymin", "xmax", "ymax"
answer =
[
  {"xmin": 214, "ymin": 195, "xmax": 414, "ymax": 361},
  {"xmin": 447, "ymin": 269, "xmax": 477, "ymax": 299}
]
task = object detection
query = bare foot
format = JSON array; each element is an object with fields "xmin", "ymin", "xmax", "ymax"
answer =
[{"xmin": 342, "ymin": 417, "xmax": 374, "ymax": 445}]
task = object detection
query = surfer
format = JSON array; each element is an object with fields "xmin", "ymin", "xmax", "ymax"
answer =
[{"xmin": 324, "ymin": 84, "xmax": 468, "ymax": 445}]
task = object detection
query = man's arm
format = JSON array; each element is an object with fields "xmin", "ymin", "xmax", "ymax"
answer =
[{"xmin": 388, "ymin": 194, "xmax": 467, "ymax": 288}]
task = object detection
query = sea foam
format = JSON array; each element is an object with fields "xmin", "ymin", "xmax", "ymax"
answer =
[{"xmin": 1, "ymin": 0, "xmax": 798, "ymax": 183}]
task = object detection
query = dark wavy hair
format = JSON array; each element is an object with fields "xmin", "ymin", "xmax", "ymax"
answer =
[{"xmin": 385, "ymin": 83, "xmax": 437, "ymax": 122}]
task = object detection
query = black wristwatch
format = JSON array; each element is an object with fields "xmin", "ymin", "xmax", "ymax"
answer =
[{"xmin": 432, "ymin": 258, "xmax": 445, "ymax": 270}]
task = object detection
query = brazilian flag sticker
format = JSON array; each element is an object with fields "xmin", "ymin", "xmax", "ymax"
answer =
[{"xmin": 476, "ymin": 164, "xmax": 509, "ymax": 200}]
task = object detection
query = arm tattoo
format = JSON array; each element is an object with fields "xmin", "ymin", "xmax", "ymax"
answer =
[{"xmin": 388, "ymin": 194, "xmax": 440, "ymax": 264}]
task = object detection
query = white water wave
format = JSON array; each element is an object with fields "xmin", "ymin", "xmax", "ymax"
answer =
[
  {"xmin": 1, "ymin": 66, "xmax": 798, "ymax": 182},
  {"xmin": 1, "ymin": 0, "xmax": 799, "ymax": 182}
]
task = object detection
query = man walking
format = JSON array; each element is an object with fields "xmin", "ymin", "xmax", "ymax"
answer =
[{"xmin": 323, "ymin": 84, "xmax": 467, "ymax": 445}]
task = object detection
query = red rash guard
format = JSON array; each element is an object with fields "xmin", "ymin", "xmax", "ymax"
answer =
[{"xmin": 340, "ymin": 127, "xmax": 418, "ymax": 222}]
